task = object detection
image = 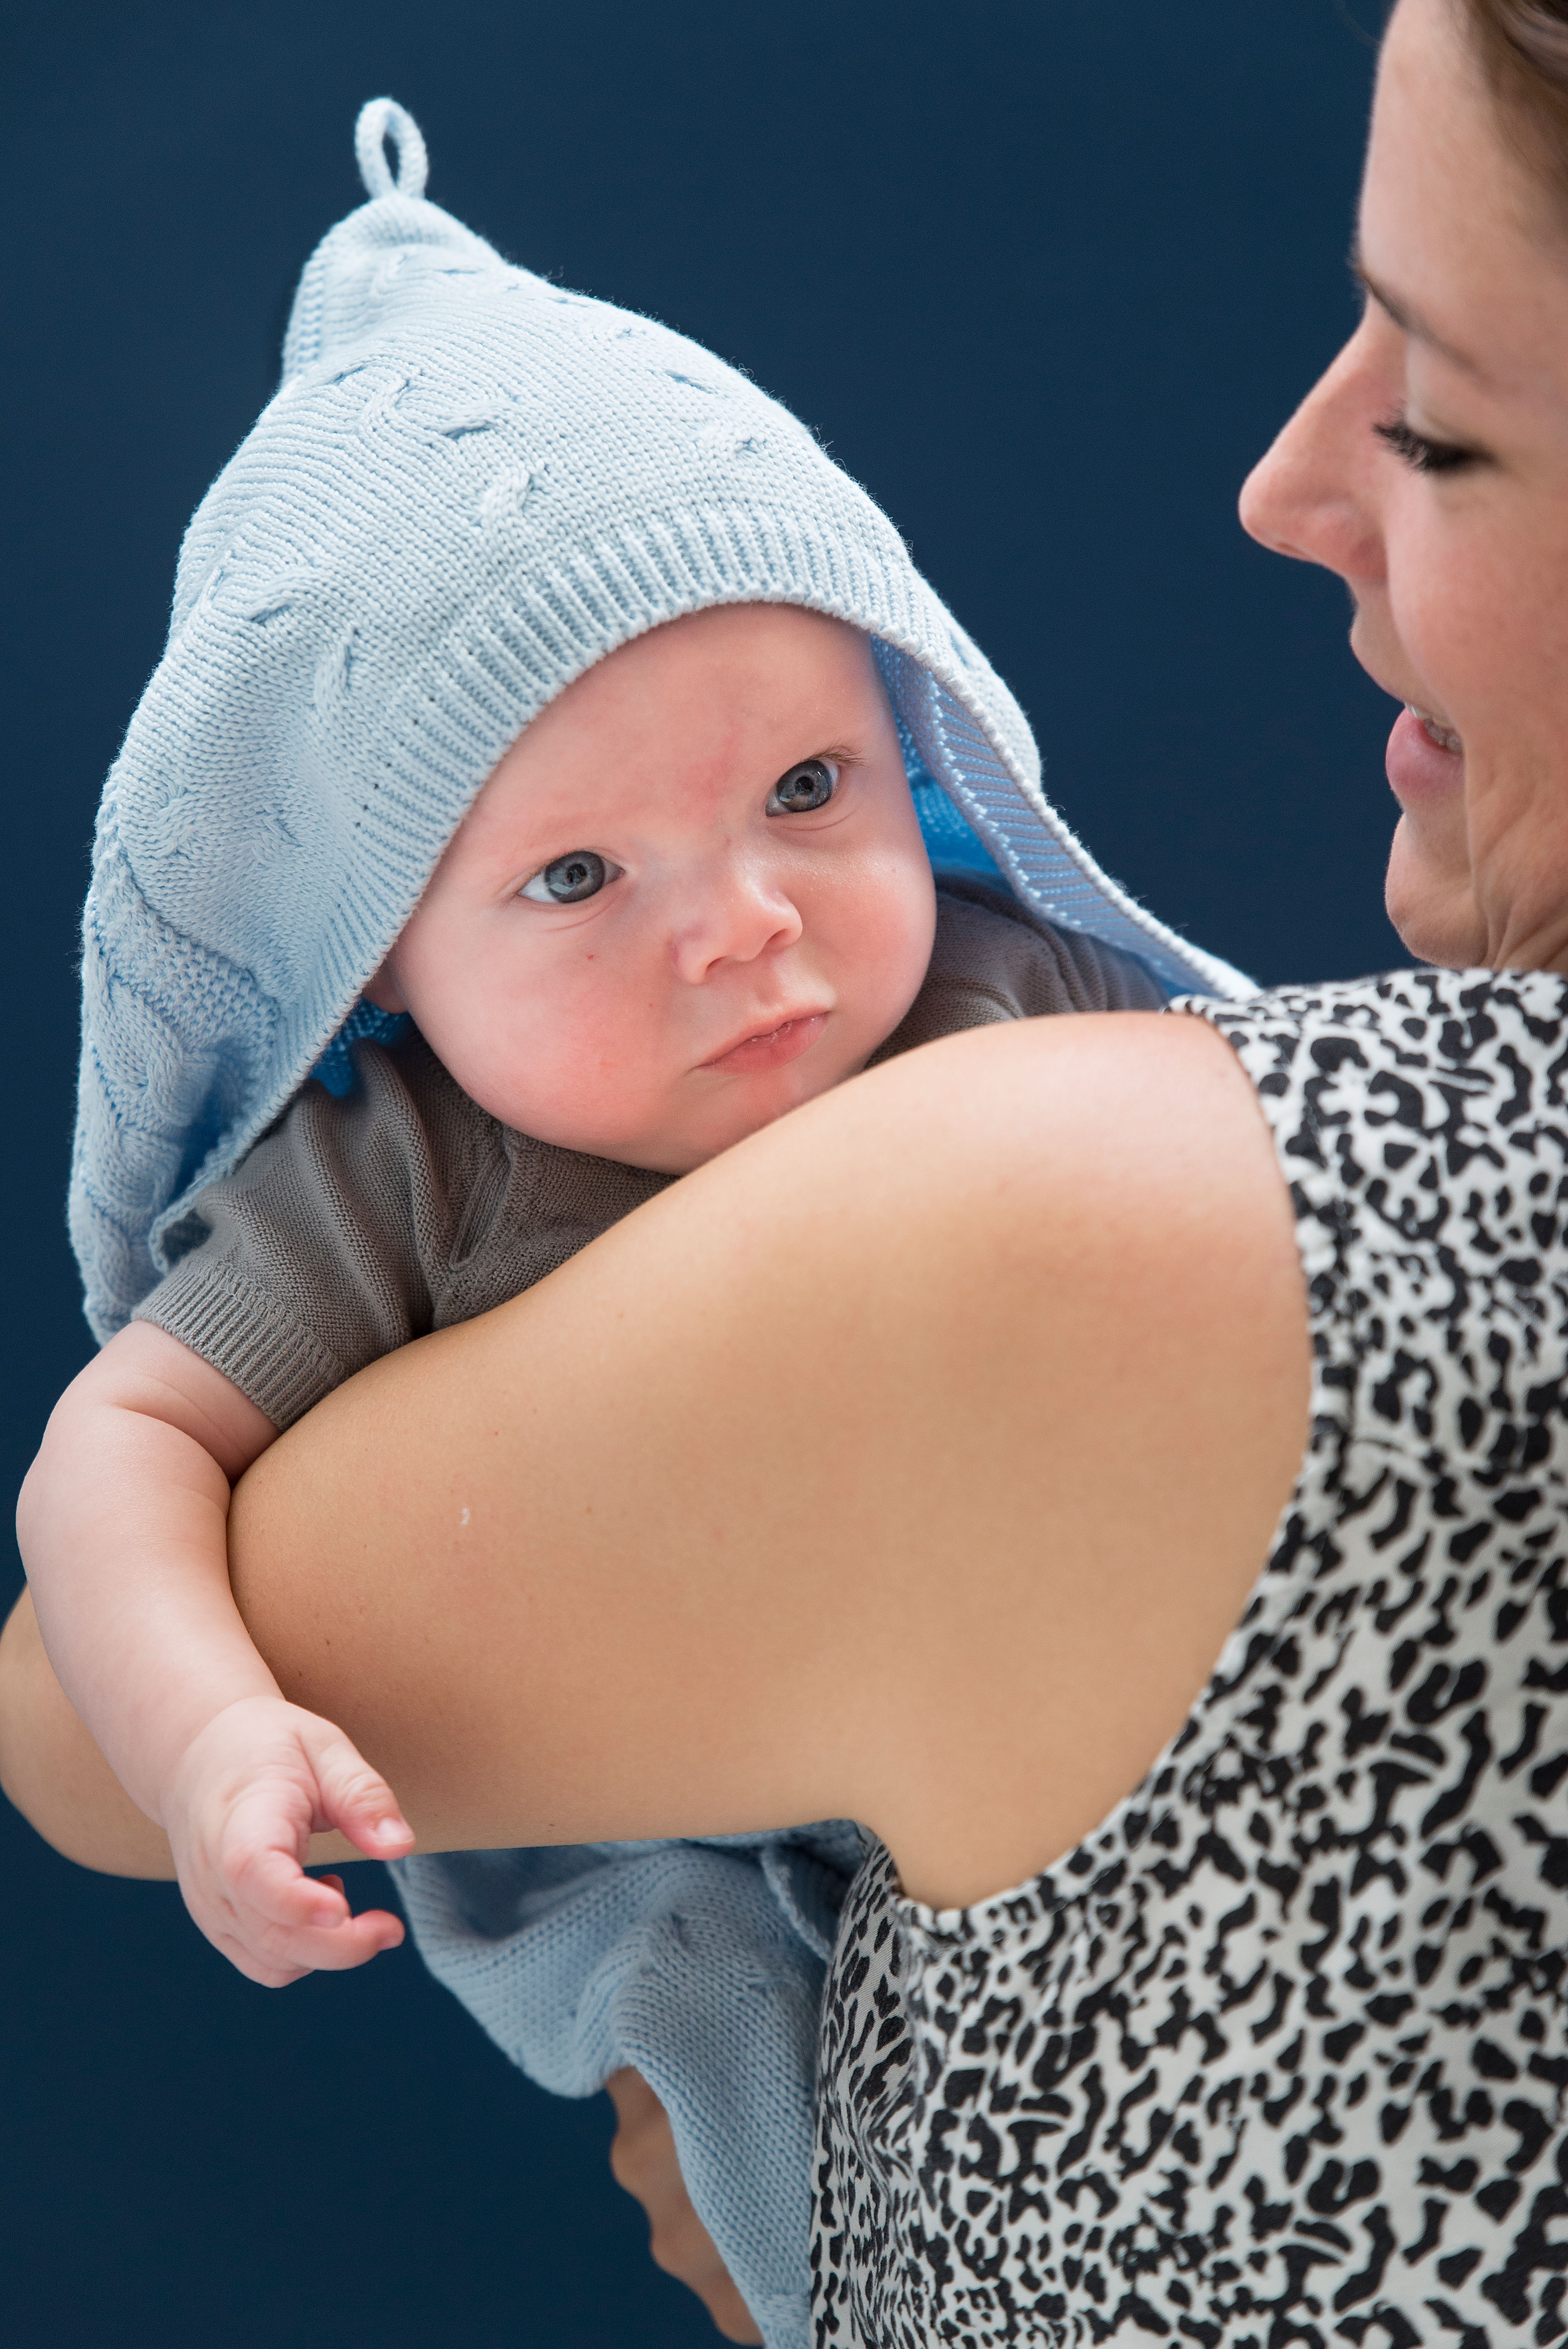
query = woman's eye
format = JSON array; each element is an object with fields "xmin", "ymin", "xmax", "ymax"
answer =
[
  {"xmin": 766, "ymin": 758, "xmax": 839, "ymax": 817},
  {"xmin": 519, "ymin": 850, "xmax": 618, "ymax": 904},
  {"xmin": 1374, "ymin": 416, "xmax": 1478, "ymax": 477}
]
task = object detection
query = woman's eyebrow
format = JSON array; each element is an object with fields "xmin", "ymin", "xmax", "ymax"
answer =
[{"xmin": 1350, "ymin": 247, "xmax": 1492, "ymax": 382}]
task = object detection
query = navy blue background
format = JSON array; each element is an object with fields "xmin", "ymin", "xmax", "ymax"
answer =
[{"xmin": 2, "ymin": 5, "xmax": 1391, "ymax": 2341}]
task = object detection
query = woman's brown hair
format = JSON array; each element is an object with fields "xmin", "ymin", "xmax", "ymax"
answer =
[{"xmin": 1460, "ymin": 0, "xmax": 1568, "ymax": 187}]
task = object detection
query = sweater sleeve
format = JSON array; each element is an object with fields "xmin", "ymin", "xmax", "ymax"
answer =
[{"xmin": 131, "ymin": 1040, "xmax": 494, "ymax": 1428}]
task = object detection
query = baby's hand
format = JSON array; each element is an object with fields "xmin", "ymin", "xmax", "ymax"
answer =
[{"xmin": 159, "ymin": 1695, "xmax": 415, "ymax": 1985}]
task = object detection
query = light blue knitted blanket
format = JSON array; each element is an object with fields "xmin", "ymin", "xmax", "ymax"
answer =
[
  {"xmin": 69, "ymin": 98, "xmax": 1251, "ymax": 2348},
  {"xmin": 391, "ymin": 1829, "xmax": 862, "ymax": 2349}
]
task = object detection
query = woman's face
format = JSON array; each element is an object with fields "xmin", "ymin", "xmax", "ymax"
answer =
[{"xmin": 1241, "ymin": 0, "xmax": 1568, "ymax": 972}]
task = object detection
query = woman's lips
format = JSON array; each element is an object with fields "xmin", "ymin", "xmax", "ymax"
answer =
[
  {"xmin": 702, "ymin": 1012, "xmax": 827, "ymax": 1074},
  {"xmin": 1387, "ymin": 705, "xmax": 1464, "ymax": 810}
]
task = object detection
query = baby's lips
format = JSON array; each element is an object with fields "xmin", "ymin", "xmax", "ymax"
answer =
[{"xmin": 701, "ymin": 1010, "xmax": 828, "ymax": 1075}]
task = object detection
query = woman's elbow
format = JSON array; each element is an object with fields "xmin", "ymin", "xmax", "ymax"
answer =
[
  {"xmin": 0, "ymin": 1589, "xmax": 176, "ymax": 1879},
  {"xmin": 0, "ymin": 1586, "xmax": 87, "ymax": 1854}
]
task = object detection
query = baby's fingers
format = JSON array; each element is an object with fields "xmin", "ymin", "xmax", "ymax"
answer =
[
  {"xmin": 299, "ymin": 1721, "xmax": 415, "ymax": 1860},
  {"xmin": 166, "ymin": 1697, "xmax": 413, "ymax": 1986},
  {"xmin": 212, "ymin": 1900, "xmax": 406, "ymax": 1987},
  {"xmin": 261, "ymin": 1902, "xmax": 407, "ymax": 1974},
  {"xmin": 231, "ymin": 1835, "xmax": 358, "ymax": 1933},
  {"xmin": 224, "ymin": 1840, "xmax": 406, "ymax": 1969}
]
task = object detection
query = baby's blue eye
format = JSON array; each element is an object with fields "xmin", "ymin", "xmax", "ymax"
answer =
[
  {"xmin": 520, "ymin": 851, "xmax": 617, "ymax": 904},
  {"xmin": 766, "ymin": 758, "xmax": 838, "ymax": 816}
]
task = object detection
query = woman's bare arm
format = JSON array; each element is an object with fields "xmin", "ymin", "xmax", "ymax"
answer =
[
  {"xmin": 2, "ymin": 1016, "xmax": 1307, "ymax": 1907},
  {"xmin": 212, "ymin": 1012, "xmax": 1309, "ymax": 1910},
  {"xmin": 0, "ymin": 1589, "xmax": 179, "ymax": 1878}
]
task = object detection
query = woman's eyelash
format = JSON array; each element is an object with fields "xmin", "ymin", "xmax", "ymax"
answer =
[{"xmin": 1374, "ymin": 416, "xmax": 1477, "ymax": 476}]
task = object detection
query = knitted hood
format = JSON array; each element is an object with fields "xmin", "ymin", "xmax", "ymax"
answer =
[{"xmin": 71, "ymin": 99, "xmax": 1248, "ymax": 1344}]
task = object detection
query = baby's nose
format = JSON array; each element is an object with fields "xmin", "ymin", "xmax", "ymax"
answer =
[{"xmin": 668, "ymin": 863, "xmax": 804, "ymax": 981}]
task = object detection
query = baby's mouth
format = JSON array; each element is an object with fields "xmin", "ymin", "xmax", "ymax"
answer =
[
  {"xmin": 701, "ymin": 1012, "xmax": 828, "ymax": 1075},
  {"xmin": 1409, "ymin": 703, "xmax": 1463, "ymax": 755}
]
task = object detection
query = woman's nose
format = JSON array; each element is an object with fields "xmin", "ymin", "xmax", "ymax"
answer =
[
  {"xmin": 668, "ymin": 861, "xmax": 805, "ymax": 984},
  {"xmin": 1239, "ymin": 327, "xmax": 1388, "ymax": 587}
]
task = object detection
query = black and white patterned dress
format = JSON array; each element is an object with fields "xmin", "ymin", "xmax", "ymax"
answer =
[{"xmin": 812, "ymin": 969, "xmax": 1568, "ymax": 2348}]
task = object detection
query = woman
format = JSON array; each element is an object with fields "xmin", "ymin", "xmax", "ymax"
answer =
[{"xmin": 7, "ymin": 0, "xmax": 1568, "ymax": 2338}]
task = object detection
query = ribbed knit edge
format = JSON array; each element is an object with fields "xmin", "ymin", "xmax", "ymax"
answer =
[{"xmin": 132, "ymin": 1259, "xmax": 343, "ymax": 1429}]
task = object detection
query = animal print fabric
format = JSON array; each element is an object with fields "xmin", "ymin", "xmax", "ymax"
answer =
[{"xmin": 811, "ymin": 969, "xmax": 1568, "ymax": 2348}]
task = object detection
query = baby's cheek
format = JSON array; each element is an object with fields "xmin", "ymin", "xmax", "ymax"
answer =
[
  {"xmin": 850, "ymin": 861, "xmax": 939, "ymax": 1028},
  {"xmin": 448, "ymin": 1000, "xmax": 618, "ymax": 1137},
  {"xmin": 519, "ymin": 1022, "xmax": 645, "ymax": 1126}
]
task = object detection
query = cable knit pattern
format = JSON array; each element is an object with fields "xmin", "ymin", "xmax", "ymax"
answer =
[{"xmin": 71, "ymin": 97, "xmax": 1248, "ymax": 1346}]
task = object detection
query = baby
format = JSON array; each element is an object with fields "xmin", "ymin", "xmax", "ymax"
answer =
[{"xmin": 16, "ymin": 103, "xmax": 1243, "ymax": 2349}]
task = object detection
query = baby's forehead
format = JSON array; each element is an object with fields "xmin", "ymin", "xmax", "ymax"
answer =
[{"xmin": 468, "ymin": 609, "xmax": 890, "ymax": 798}]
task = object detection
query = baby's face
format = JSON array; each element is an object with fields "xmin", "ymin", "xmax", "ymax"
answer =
[{"xmin": 366, "ymin": 605, "xmax": 937, "ymax": 1172}]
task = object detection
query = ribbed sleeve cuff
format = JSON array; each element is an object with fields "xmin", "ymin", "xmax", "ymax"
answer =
[{"xmin": 133, "ymin": 1262, "xmax": 344, "ymax": 1431}]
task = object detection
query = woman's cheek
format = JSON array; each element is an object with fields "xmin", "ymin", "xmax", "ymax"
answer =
[
  {"xmin": 1395, "ymin": 491, "xmax": 1565, "ymax": 747},
  {"xmin": 1384, "ymin": 502, "xmax": 1477, "ymax": 721}
]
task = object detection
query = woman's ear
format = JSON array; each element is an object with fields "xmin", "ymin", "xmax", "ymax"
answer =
[{"xmin": 361, "ymin": 956, "xmax": 408, "ymax": 1015}]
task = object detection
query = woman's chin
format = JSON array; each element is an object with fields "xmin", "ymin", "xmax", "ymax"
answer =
[{"xmin": 1384, "ymin": 820, "xmax": 1484, "ymax": 969}]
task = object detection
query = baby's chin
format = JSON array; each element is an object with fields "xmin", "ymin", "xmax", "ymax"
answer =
[
  {"xmin": 597, "ymin": 1095, "xmax": 837, "ymax": 1177},
  {"xmin": 581, "ymin": 1058, "xmax": 877, "ymax": 1176}
]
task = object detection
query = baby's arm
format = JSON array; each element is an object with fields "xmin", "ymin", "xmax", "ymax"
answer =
[{"xmin": 16, "ymin": 1322, "xmax": 413, "ymax": 1982}]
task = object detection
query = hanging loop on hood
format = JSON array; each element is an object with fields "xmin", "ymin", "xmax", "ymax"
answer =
[{"xmin": 354, "ymin": 99, "xmax": 429, "ymax": 202}]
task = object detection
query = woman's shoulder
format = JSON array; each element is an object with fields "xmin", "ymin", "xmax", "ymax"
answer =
[{"xmin": 1173, "ymin": 962, "xmax": 1568, "ymax": 1564}]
